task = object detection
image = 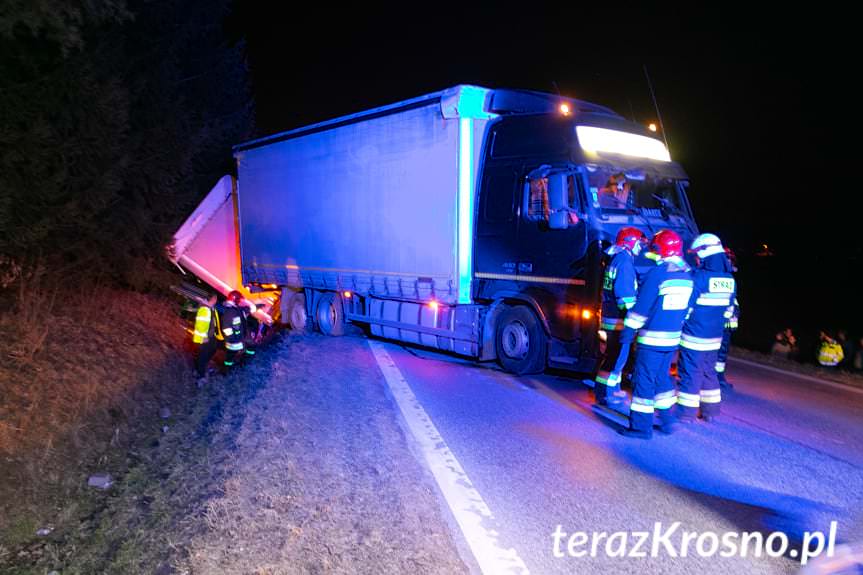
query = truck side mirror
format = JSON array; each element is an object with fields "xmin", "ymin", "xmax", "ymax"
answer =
[{"xmin": 548, "ymin": 173, "xmax": 568, "ymax": 230}]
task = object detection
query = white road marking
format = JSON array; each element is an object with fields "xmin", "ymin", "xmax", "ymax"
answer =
[
  {"xmin": 729, "ymin": 357, "xmax": 863, "ymax": 396},
  {"xmin": 368, "ymin": 340, "xmax": 530, "ymax": 575}
]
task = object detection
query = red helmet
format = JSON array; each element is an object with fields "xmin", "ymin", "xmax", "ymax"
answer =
[
  {"xmin": 650, "ymin": 229, "xmax": 683, "ymax": 259},
  {"xmin": 227, "ymin": 290, "xmax": 243, "ymax": 305},
  {"xmin": 615, "ymin": 227, "xmax": 646, "ymax": 251}
]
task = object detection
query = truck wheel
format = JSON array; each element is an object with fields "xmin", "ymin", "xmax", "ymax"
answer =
[
  {"xmin": 287, "ymin": 292, "xmax": 310, "ymax": 332},
  {"xmin": 316, "ymin": 292, "xmax": 345, "ymax": 336},
  {"xmin": 495, "ymin": 305, "xmax": 547, "ymax": 375}
]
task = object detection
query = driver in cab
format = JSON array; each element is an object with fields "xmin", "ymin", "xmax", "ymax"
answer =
[{"xmin": 599, "ymin": 172, "xmax": 631, "ymax": 208}]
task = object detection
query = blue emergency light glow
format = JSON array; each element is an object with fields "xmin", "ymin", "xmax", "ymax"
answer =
[
  {"xmin": 452, "ymin": 86, "xmax": 496, "ymax": 305},
  {"xmin": 458, "ymin": 117, "xmax": 474, "ymax": 304}
]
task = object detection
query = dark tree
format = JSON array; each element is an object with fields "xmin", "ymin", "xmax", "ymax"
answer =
[{"xmin": 0, "ymin": 0, "xmax": 253, "ymax": 289}]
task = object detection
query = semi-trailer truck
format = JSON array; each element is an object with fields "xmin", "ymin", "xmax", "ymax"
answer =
[{"xmin": 174, "ymin": 85, "xmax": 699, "ymax": 374}]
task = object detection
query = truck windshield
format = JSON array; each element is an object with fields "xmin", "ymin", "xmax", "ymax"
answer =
[{"xmin": 585, "ymin": 165, "xmax": 685, "ymax": 218}]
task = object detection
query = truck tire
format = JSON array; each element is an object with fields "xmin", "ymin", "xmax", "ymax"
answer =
[
  {"xmin": 495, "ymin": 305, "xmax": 547, "ymax": 375},
  {"xmin": 287, "ymin": 292, "xmax": 310, "ymax": 333},
  {"xmin": 316, "ymin": 292, "xmax": 345, "ymax": 336}
]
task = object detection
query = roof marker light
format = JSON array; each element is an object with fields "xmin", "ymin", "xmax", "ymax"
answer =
[{"xmin": 560, "ymin": 103, "xmax": 571, "ymax": 116}]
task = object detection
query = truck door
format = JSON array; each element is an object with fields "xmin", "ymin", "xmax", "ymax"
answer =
[
  {"xmin": 516, "ymin": 166, "xmax": 588, "ymax": 281},
  {"xmin": 474, "ymin": 163, "xmax": 520, "ymax": 280},
  {"xmin": 515, "ymin": 166, "xmax": 589, "ymax": 341}
]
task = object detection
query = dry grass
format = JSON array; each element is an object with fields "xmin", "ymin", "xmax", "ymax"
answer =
[
  {"xmin": 0, "ymin": 281, "xmax": 195, "ymax": 561},
  {"xmin": 0, "ymin": 283, "xmax": 190, "ymax": 455}
]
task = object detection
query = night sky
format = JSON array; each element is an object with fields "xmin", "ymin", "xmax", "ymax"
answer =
[{"xmin": 228, "ymin": 7, "xmax": 858, "ymax": 346}]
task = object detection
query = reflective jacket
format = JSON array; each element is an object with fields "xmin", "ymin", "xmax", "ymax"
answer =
[
  {"xmin": 600, "ymin": 246, "xmax": 638, "ymax": 331},
  {"xmin": 193, "ymin": 305, "xmax": 216, "ymax": 344},
  {"xmin": 621, "ymin": 256, "xmax": 693, "ymax": 349},
  {"xmin": 817, "ymin": 341, "xmax": 844, "ymax": 366},
  {"xmin": 680, "ymin": 253, "xmax": 737, "ymax": 351},
  {"xmin": 218, "ymin": 302, "xmax": 245, "ymax": 352}
]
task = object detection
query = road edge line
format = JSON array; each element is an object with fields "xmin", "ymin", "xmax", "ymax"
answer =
[
  {"xmin": 368, "ymin": 340, "xmax": 530, "ymax": 575},
  {"xmin": 729, "ymin": 357, "xmax": 863, "ymax": 395}
]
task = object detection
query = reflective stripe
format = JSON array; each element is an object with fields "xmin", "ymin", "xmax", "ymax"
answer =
[
  {"xmin": 630, "ymin": 397, "xmax": 655, "ymax": 414},
  {"xmin": 595, "ymin": 371, "xmax": 621, "ymax": 387},
  {"xmin": 224, "ymin": 361, "xmax": 234, "ymax": 366},
  {"xmin": 619, "ymin": 296, "xmax": 636, "ymax": 311},
  {"xmin": 700, "ymin": 389, "xmax": 722, "ymax": 404},
  {"xmin": 637, "ymin": 330, "xmax": 681, "ymax": 347},
  {"xmin": 660, "ymin": 285, "xmax": 694, "ymax": 297},
  {"xmin": 225, "ymin": 342, "xmax": 244, "ymax": 351},
  {"xmin": 677, "ymin": 392, "xmax": 701, "ymax": 407},
  {"xmin": 715, "ymin": 361, "xmax": 726, "ymax": 373},
  {"xmin": 660, "ymin": 279, "xmax": 693, "ymax": 289},
  {"xmin": 244, "ymin": 349, "xmax": 256, "ymax": 355},
  {"xmin": 654, "ymin": 390, "xmax": 676, "ymax": 410},
  {"xmin": 232, "ymin": 317, "xmax": 242, "ymax": 325},
  {"xmin": 222, "ymin": 327, "xmax": 234, "ymax": 336},
  {"xmin": 601, "ymin": 318, "xmax": 625, "ymax": 331},
  {"xmin": 725, "ymin": 320, "xmax": 738, "ymax": 329},
  {"xmin": 638, "ymin": 335, "xmax": 681, "ymax": 347},
  {"xmin": 696, "ymin": 295, "xmax": 732, "ymax": 306},
  {"xmin": 624, "ymin": 312, "xmax": 647, "ymax": 330},
  {"xmin": 680, "ymin": 334, "xmax": 723, "ymax": 351}
]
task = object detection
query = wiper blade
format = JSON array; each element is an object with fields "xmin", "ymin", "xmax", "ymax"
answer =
[{"xmin": 602, "ymin": 195, "xmax": 656, "ymax": 236}]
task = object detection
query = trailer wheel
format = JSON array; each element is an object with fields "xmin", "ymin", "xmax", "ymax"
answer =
[
  {"xmin": 495, "ymin": 305, "xmax": 546, "ymax": 375},
  {"xmin": 316, "ymin": 292, "xmax": 345, "ymax": 336},
  {"xmin": 287, "ymin": 292, "xmax": 310, "ymax": 333}
]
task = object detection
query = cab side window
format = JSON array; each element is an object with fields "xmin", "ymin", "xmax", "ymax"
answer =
[
  {"xmin": 527, "ymin": 177, "xmax": 549, "ymax": 221},
  {"xmin": 524, "ymin": 174, "xmax": 582, "ymax": 224}
]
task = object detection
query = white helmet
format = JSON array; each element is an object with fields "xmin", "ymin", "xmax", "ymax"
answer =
[{"xmin": 690, "ymin": 233, "xmax": 725, "ymax": 258}]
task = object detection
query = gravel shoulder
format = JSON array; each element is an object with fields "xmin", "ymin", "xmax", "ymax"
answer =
[{"xmin": 178, "ymin": 332, "xmax": 469, "ymax": 575}]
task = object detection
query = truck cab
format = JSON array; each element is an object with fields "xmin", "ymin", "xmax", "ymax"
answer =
[{"xmin": 473, "ymin": 90, "xmax": 697, "ymax": 373}]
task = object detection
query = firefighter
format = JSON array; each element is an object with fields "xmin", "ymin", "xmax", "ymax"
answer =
[
  {"xmin": 595, "ymin": 226, "xmax": 646, "ymax": 406},
  {"xmin": 614, "ymin": 229, "xmax": 693, "ymax": 439},
  {"xmin": 193, "ymin": 293, "xmax": 220, "ymax": 386},
  {"xmin": 677, "ymin": 234, "xmax": 737, "ymax": 423},
  {"xmin": 239, "ymin": 297, "xmax": 259, "ymax": 360},
  {"xmin": 219, "ymin": 290, "xmax": 246, "ymax": 369},
  {"xmin": 715, "ymin": 247, "xmax": 739, "ymax": 389}
]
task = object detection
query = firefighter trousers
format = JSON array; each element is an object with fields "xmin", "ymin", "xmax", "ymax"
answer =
[
  {"xmin": 715, "ymin": 329, "xmax": 731, "ymax": 383},
  {"xmin": 595, "ymin": 330, "xmax": 624, "ymax": 403},
  {"xmin": 194, "ymin": 338, "xmax": 218, "ymax": 378},
  {"xmin": 678, "ymin": 346, "xmax": 721, "ymax": 418},
  {"xmin": 629, "ymin": 348, "xmax": 677, "ymax": 434}
]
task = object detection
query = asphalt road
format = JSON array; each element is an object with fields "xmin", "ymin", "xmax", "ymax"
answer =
[{"xmin": 360, "ymin": 335, "xmax": 863, "ymax": 575}]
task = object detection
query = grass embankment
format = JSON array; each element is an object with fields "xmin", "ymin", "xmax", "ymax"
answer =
[{"xmin": 0, "ymin": 286, "xmax": 217, "ymax": 573}]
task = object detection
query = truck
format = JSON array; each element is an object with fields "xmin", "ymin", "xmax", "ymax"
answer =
[{"xmin": 172, "ymin": 85, "xmax": 698, "ymax": 374}]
